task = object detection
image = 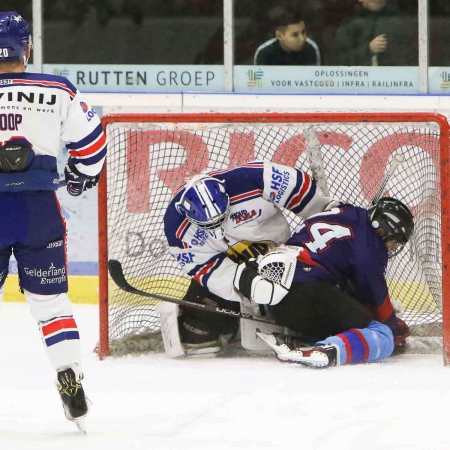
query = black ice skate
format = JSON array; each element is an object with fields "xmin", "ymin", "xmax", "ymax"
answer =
[
  {"xmin": 256, "ymin": 330, "xmax": 340, "ymax": 369},
  {"xmin": 57, "ymin": 368, "xmax": 89, "ymax": 432}
]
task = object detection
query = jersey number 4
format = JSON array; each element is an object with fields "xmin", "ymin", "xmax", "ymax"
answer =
[{"xmin": 304, "ymin": 223, "xmax": 352, "ymax": 253}]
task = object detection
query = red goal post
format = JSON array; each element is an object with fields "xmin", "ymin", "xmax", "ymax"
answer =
[{"xmin": 97, "ymin": 112, "xmax": 450, "ymax": 364}]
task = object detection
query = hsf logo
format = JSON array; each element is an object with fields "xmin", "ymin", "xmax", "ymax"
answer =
[{"xmin": 247, "ymin": 69, "xmax": 264, "ymax": 89}]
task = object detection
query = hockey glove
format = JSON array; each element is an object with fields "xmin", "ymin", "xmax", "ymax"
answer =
[
  {"xmin": 233, "ymin": 259, "xmax": 289, "ymax": 306},
  {"xmin": 64, "ymin": 158, "xmax": 100, "ymax": 196},
  {"xmin": 394, "ymin": 317, "xmax": 410, "ymax": 347}
]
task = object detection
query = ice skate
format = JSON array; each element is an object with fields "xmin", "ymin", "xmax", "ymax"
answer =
[
  {"xmin": 57, "ymin": 367, "xmax": 90, "ymax": 433},
  {"xmin": 256, "ymin": 330, "xmax": 340, "ymax": 369}
]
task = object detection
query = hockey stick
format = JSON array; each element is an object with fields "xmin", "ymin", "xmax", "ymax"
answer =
[
  {"xmin": 108, "ymin": 259, "xmax": 277, "ymax": 325},
  {"xmin": 371, "ymin": 154, "xmax": 404, "ymax": 205},
  {"xmin": 306, "ymin": 127, "xmax": 330, "ymax": 196}
]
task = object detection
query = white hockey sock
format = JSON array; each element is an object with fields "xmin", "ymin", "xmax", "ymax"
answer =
[{"xmin": 24, "ymin": 290, "xmax": 82, "ymax": 371}]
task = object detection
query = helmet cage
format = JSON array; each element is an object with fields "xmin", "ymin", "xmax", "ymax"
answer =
[
  {"xmin": 175, "ymin": 176, "xmax": 230, "ymax": 233},
  {"xmin": 368, "ymin": 197, "xmax": 414, "ymax": 258},
  {"xmin": 0, "ymin": 12, "xmax": 31, "ymax": 62}
]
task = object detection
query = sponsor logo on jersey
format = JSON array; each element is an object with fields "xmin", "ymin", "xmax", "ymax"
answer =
[
  {"xmin": 80, "ymin": 101, "xmax": 97, "ymax": 121},
  {"xmin": 177, "ymin": 252, "xmax": 195, "ymax": 267},
  {"xmin": 23, "ymin": 262, "xmax": 67, "ymax": 284},
  {"xmin": 47, "ymin": 239, "xmax": 64, "ymax": 249},
  {"xmin": 0, "ymin": 91, "xmax": 56, "ymax": 105},
  {"xmin": 191, "ymin": 228, "xmax": 208, "ymax": 246},
  {"xmin": 80, "ymin": 101, "xmax": 89, "ymax": 112},
  {"xmin": 269, "ymin": 167, "xmax": 290, "ymax": 203},
  {"xmin": 230, "ymin": 209, "xmax": 261, "ymax": 225}
]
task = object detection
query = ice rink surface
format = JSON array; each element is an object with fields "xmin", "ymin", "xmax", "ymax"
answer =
[{"xmin": 0, "ymin": 302, "xmax": 449, "ymax": 450}]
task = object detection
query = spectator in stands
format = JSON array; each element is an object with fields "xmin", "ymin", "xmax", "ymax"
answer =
[
  {"xmin": 254, "ymin": 10, "xmax": 321, "ymax": 65},
  {"xmin": 333, "ymin": 0, "xmax": 418, "ymax": 66}
]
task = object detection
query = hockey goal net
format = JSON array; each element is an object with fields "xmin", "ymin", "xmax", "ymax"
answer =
[{"xmin": 98, "ymin": 112, "xmax": 450, "ymax": 363}]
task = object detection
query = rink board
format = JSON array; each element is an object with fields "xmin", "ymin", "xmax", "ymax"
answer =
[
  {"xmin": 3, "ymin": 275, "xmax": 99, "ymax": 304},
  {"xmin": 109, "ymin": 275, "xmax": 439, "ymax": 313}
]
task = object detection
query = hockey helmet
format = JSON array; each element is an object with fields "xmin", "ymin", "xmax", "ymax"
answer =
[
  {"xmin": 175, "ymin": 175, "xmax": 230, "ymax": 240},
  {"xmin": 0, "ymin": 12, "xmax": 31, "ymax": 62},
  {"xmin": 368, "ymin": 197, "xmax": 414, "ymax": 257}
]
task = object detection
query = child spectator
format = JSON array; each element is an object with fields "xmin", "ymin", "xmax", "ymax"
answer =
[{"xmin": 254, "ymin": 10, "xmax": 321, "ymax": 66}]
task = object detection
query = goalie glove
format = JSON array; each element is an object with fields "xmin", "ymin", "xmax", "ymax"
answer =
[
  {"xmin": 233, "ymin": 247, "xmax": 299, "ymax": 306},
  {"xmin": 64, "ymin": 158, "xmax": 100, "ymax": 196}
]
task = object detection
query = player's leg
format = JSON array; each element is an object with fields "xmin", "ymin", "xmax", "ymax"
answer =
[
  {"xmin": 267, "ymin": 281, "xmax": 373, "ymax": 340},
  {"xmin": 14, "ymin": 191, "xmax": 88, "ymax": 421},
  {"xmin": 317, "ymin": 320, "xmax": 394, "ymax": 364},
  {"xmin": 257, "ymin": 320, "xmax": 394, "ymax": 368},
  {"xmin": 159, "ymin": 279, "xmax": 240, "ymax": 357},
  {"xmin": 0, "ymin": 248, "xmax": 12, "ymax": 305}
]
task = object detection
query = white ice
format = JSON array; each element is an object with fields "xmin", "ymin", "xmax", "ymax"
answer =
[{"xmin": 0, "ymin": 302, "xmax": 449, "ymax": 450}]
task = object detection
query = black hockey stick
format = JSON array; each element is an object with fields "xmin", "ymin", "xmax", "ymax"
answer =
[{"xmin": 108, "ymin": 259, "xmax": 277, "ymax": 325}]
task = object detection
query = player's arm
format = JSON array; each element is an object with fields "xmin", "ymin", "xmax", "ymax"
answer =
[
  {"xmin": 260, "ymin": 161, "xmax": 337, "ymax": 219},
  {"xmin": 353, "ymin": 264, "xmax": 409, "ymax": 346},
  {"xmin": 60, "ymin": 88, "xmax": 107, "ymax": 195},
  {"xmin": 168, "ymin": 242, "xmax": 243, "ymax": 302}
]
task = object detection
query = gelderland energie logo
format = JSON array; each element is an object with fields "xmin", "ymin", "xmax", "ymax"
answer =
[{"xmin": 247, "ymin": 69, "xmax": 264, "ymax": 88}]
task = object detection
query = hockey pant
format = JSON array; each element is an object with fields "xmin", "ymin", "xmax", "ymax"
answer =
[
  {"xmin": 0, "ymin": 191, "xmax": 81, "ymax": 372},
  {"xmin": 268, "ymin": 281, "xmax": 374, "ymax": 340},
  {"xmin": 317, "ymin": 320, "xmax": 394, "ymax": 365}
]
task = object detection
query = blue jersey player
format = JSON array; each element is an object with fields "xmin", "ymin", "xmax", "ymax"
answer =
[
  {"xmin": 234, "ymin": 198, "xmax": 414, "ymax": 368},
  {"xmin": 0, "ymin": 11, "xmax": 106, "ymax": 427}
]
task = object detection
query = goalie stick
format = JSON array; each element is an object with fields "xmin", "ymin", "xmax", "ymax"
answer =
[{"xmin": 108, "ymin": 259, "xmax": 277, "ymax": 325}]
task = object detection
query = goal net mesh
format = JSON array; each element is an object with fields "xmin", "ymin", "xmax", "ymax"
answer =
[{"xmin": 102, "ymin": 117, "xmax": 444, "ymax": 355}]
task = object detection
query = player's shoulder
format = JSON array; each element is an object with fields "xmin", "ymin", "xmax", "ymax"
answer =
[
  {"xmin": 339, "ymin": 203, "xmax": 368, "ymax": 218},
  {"xmin": 210, "ymin": 161, "xmax": 264, "ymax": 180},
  {"xmin": 210, "ymin": 161, "xmax": 265, "ymax": 195},
  {"xmin": 14, "ymin": 72, "xmax": 78, "ymax": 97}
]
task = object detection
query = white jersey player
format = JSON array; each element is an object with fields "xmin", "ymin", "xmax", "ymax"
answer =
[
  {"xmin": 0, "ymin": 11, "xmax": 106, "ymax": 430},
  {"xmin": 162, "ymin": 160, "xmax": 336, "ymax": 357}
]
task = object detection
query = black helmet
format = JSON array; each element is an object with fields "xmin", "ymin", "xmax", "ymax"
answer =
[{"xmin": 368, "ymin": 197, "xmax": 414, "ymax": 257}]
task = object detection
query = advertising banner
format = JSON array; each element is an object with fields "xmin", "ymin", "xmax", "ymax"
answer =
[
  {"xmin": 235, "ymin": 66, "xmax": 419, "ymax": 94},
  {"xmin": 36, "ymin": 65, "xmax": 225, "ymax": 93}
]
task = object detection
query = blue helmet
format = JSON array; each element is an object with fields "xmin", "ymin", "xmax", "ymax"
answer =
[
  {"xmin": 0, "ymin": 12, "xmax": 31, "ymax": 62},
  {"xmin": 175, "ymin": 176, "xmax": 230, "ymax": 239}
]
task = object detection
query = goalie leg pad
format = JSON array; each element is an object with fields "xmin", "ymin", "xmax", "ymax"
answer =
[
  {"xmin": 156, "ymin": 302, "xmax": 186, "ymax": 358},
  {"xmin": 240, "ymin": 301, "xmax": 299, "ymax": 351},
  {"xmin": 158, "ymin": 280, "xmax": 240, "ymax": 358}
]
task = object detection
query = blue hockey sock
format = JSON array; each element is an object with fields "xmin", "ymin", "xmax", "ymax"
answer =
[{"xmin": 317, "ymin": 320, "xmax": 394, "ymax": 365}]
